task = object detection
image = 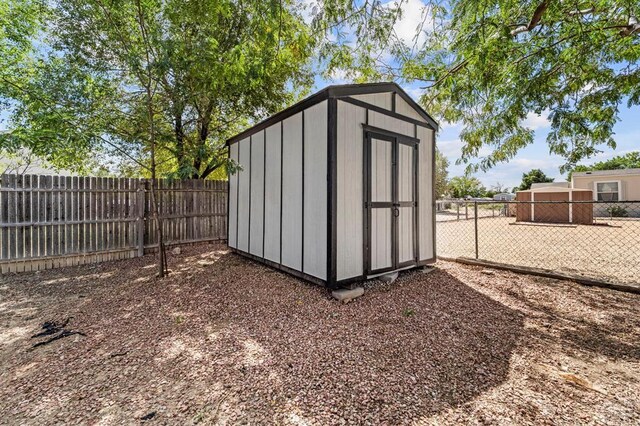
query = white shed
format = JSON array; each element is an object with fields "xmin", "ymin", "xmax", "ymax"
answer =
[{"xmin": 226, "ymin": 83, "xmax": 438, "ymax": 288}]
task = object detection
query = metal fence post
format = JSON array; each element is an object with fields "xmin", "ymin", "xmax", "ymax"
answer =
[
  {"xmin": 457, "ymin": 202, "xmax": 460, "ymax": 220},
  {"xmin": 137, "ymin": 181, "xmax": 146, "ymax": 257},
  {"xmin": 474, "ymin": 201, "xmax": 479, "ymax": 259}
]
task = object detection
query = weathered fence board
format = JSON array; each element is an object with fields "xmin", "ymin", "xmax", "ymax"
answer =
[{"xmin": 0, "ymin": 174, "xmax": 228, "ymax": 273}]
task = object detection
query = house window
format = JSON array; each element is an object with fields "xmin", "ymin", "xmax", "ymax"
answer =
[{"xmin": 596, "ymin": 182, "xmax": 620, "ymax": 201}]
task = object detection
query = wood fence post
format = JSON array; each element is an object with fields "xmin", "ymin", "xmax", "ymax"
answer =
[{"xmin": 137, "ymin": 181, "xmax": 146, "ymax": 257}]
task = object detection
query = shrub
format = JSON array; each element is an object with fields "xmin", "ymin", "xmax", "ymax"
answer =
[{"xmin": 606, "ymin": 206, "xmax": 628, "ymax": 217}]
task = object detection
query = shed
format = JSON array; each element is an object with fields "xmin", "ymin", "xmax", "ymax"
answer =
[
  {"xmin": 516, "ymin": 187, "xmax": 593, "ymax": 224},
  {"xmin": 226, "ymin": 83, "xmax": 438, "ymax": 288}
]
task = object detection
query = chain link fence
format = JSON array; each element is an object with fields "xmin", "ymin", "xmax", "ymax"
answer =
[{"xmin": 436, "ymin": 199, "xmax": 640, "ymax": 286}]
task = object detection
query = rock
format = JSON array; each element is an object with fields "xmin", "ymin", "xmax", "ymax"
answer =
[
  {"xmin": 172, "ymin": 247, "xmax": 181, "ymax": 255},
  {"xmin": 480, "ymin": 269, "xmax": 495, "ymax": 275},
  {"xmin": 331, "ymin": 287, "xmax": 364, "ymax": 303},
  {"xmin": 378, "ymin": 272, "xmax": 398, "ymax": 284}
]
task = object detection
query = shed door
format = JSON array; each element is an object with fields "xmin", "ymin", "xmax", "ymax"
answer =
[{"xmin": 365, "ymin": 130, "xmax": 417, "ymax": 275}]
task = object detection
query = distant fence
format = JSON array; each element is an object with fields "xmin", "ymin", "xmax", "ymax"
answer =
[
  {"xmin": 0, "ymin": 174, "xmax": 227, "ymax": 273},
  {"xmin": 436, "ymin": 199, "xmax": 640, "ymax": 287}
]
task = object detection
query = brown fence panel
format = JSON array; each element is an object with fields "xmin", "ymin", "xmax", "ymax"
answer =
[{"xmin": 0, "ymin": 174, "xmax": 228, "ymax": 273}]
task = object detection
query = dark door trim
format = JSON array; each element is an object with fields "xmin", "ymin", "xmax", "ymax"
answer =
[{"xmin": 364, "ymin": 128, "xmax": 418, "ymax": 276}]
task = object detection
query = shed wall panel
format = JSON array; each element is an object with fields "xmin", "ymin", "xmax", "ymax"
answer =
[
  {"xmin": 371, "ymin": 209, "xmax": 392, "ymax": 270},
  {"xmin": 416, "ymin": 126, "xmax": 434, "ymax": 261},
  {"xmin": 281, "ymin": 113, "xmax": 303, "ymax": 270},
  {"xmin": 249, "ymin": 131, "xmax": 265, "ymax": 256},
  {"xmin": 398, "ymin": 143, "xmax": 415, "ymax": 263},
  {"xmin": 351, "ymin": 93, "xmax": 392, "ymax": 110},
  {"xmin": 371, "ymin": 140, "xmax": 392, "ymax": 202},
  {"xmin": 303, "ymin": 101, "xmax": 328, "ymax": 279},
  {"xmin": 533, "ymin": 192, "xmax": 569, "ymax": 223},
  {"xmin": 398, "ymin": 143, "xmax": 414, "ymax": 201},
  {"xmin": 516, "ymin": 191, "xmax": 532, "ymax": 221},
  {"xmin": 395, "ymin": 96, "xmax": 426, "ymax": 122},
  {"xmin": 572, "ymin": 190, "xmax": 594, "ymax": 224},
  {"xmin": 237, "ymin": 137, "xmax": 251, "ymax": 252},
  {"xmin": 369, "ymin": 110, "xmax": 414, "ymax": 137},
  {"xmin": 228, "ymin": 143, "xmax": 239, "ymax": 248},
  {"xmin": 398, "ymin": 207, "xmax": 414, "ymax": 263},
  {"xmin": 263, "ymin": 123, "xmax": 282, "ymax": 263},
  {"xmin": 336, "ymin": 101, "xmax": 366, "ymax": 280}
]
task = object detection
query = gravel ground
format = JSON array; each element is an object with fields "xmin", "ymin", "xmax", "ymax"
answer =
[
  {"xmin": 1, "ymin": 243, "xmax": 639, "ymax": 425},
  {"xmin": 437, "ymin": 216, "xmax": 640, "ymax": 285}
]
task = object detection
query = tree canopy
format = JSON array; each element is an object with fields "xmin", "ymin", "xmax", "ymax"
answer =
[
  {"xmin": 435, "ymin": 147, "xmax": 449, "ymax": 198},
  {"xmin": 313, "ymin": 0, "xmax": 640, "ymax": 172},
  {"xmin": 1, "ymin": 0, "xmax": 313, "ymax": 178},
  {"xmin": 448, "ymin": 175, "xmax": 486, "ymax": 198},
  {"xmin": 567, "ymin": 151, "xmax": 640, "ymax": 179},
  {"xmin": 517, "ymin": 168, "xmax": 554, "ymax": 190}
]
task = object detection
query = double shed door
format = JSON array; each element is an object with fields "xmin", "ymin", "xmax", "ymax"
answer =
[{"xmin": 365, "ymin": 127, "xmax": 418, "ymax": 275}]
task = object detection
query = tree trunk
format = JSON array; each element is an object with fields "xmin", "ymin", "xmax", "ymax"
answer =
[{"xmin": 149, "ymin": 176, "xmax": 167, "ymax": 277}]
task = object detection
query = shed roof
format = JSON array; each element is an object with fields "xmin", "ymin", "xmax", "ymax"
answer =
[
  {"xmin": 572, "ymin": 168, "xmax": 640, "ymax": 178},
  {"xmin": 226, "ymin": 82, "xmax": 438, "ymax": 145},
  {"xmin": 517, "ymin": 187, "xmax": 592, "ymax": 193}
]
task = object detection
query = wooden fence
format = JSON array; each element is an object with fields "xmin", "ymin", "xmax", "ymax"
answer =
[{"xmin": 0, "ymin": 174, "xmax": 227, "ymax": 273}]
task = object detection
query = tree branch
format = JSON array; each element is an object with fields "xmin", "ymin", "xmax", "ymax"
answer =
[{"xmin": 511, "ymin": 0, "xmax": 550, "ymax": 36}]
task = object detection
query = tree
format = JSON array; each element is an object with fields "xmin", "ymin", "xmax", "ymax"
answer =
[
  {"xmin": 491, "ymin": 182, "xmax": 509, "ymax": 194},
  {"xmin": 1, "ymin": 0, "xmax": 313, "ymax": 179},
  {"xmin": 312, "ymin": 1, "xmax": 640, "ymax": 172},
  {"xmin": 518, "ymin": 169, "xmax": 554, "ymax": 190},
  {"xmin": 0, "ymin": 148, "xmax": 57, "ymax": 175},
  {"xmin": 0, "ymin": 0, "xmax": 46, "ymax": 122},
  {"xmin": 567, "ymin": 151, "xmax": 640, "ymax": 180},
  {"xmin": 448, "ymin": 175, "xmax": 486, "ymax": 198},
  {"xmin": 434, "ymin": 147, "xmax": 449, "ymax": 198}
]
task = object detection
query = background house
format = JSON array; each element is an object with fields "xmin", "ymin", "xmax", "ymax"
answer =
[
  {"xmin": 493, "ymin": 192, "xmax": 515, "ymax": 201},
  {"xmin": 572, "ymin": 168, "xmax": 640, "ymax": 217}
]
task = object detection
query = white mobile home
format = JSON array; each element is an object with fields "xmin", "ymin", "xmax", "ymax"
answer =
[{"xmin": 226, "ymin": 83, "xmax": 438, "ymax": 288}]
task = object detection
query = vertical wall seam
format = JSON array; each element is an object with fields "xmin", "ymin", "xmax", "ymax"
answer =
[
  {"xmin": 431, "ymin": 128, "xmax": 436, "ymax": 260},
  {"xmin": 327, "ymin": 98, "xmax": 338, "ymax": 287},
  {"xmin": 262, "ymin": 129, "xmax": 266, "ymax": 258},
  {"xmin": 248, "ymin": 135, "xmax": 252, "ymax": 252},
  {"xmin": 226, "ymin": 145, "xmax": 230, "ymax": 244},
  {"xmin": 236, "ymin": 142, "xmax": 240, "ymax": 247},
  {"xmin": 363, "ymin": 108, "xmax": 369, "ymax": 275},
  {"xmin": 301, "ymin": 110, "xmax": 305, "ymax": 273},
  {"xmin": 414, "ymin": 123, "xmax": 419, "ymax": 262},
  {"xmin": 279, "ymin": 121, "xmax": 283, "ymax": 265}
]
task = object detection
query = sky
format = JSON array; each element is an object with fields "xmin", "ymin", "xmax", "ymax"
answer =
[{"xmin": 306, "ymin": 0, "xmax": 640, "ymax": 191}]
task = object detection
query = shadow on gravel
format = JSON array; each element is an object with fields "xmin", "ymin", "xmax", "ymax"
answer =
[
  {"xmin": 210, "ymin": 253, "xmax": 526, "ymax": 423},
  {"xmin": 0, "ymin": 246, "xmax": 525, "ymax": 424},
  {"xmin": 504, "ymin": 282, "xmax": 640, "ymax": 362}
]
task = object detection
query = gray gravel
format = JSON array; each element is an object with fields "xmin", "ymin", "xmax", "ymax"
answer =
[{"xmin": 0, "ymin": 243, "xmax": 638, "ymax": 424}]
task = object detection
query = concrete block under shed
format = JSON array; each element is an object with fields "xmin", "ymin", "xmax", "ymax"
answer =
[{"xmin": 332, "ymin": 287, "xmax": 365, "ymax": 303}]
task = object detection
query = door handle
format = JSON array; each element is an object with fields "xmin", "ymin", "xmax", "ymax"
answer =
[{"xmin": 393, "ymin": 207, "xmax": 400, "ymax": 217}]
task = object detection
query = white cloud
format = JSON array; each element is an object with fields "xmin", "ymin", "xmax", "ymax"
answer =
[
  {"xmin": 508, "ymin": 157, "xmax": 563, "ymax": 170},
  {"xmin": 522, "ymin": 110, "xmax": 551, "ymax": 130},
  {"xmin": 388, "ymin": 0, "xmax": 433, "ymax": 48},
  {"xmin": 437, "ymin": 138, "xmax": 463, "ymax": 158}
]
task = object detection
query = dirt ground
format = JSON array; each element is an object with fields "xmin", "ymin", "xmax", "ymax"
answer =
[
  {"xmin": 437, "ymin": 216, "xmax": 640, "ymax": 285},
  {"xmin": 1, "ymin": 243, "xmax": 639, "ymax": 425}
]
